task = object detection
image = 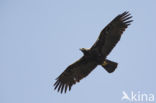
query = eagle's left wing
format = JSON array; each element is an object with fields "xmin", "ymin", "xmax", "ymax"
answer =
[{"xmin": 54, "ymin": 56, "xmax": 97, "ymax": 93}]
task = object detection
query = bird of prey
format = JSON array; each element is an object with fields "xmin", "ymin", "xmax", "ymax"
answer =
[{"xmin": 54, "ymin": 11, "xmax": 133, "ymax": 93}]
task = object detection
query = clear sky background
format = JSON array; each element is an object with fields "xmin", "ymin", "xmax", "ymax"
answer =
[{"xmin": 1, "ymin": 0, "xmax": 156, "ymax": 103}]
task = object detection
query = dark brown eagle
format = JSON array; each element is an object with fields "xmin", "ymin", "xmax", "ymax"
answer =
[{"xmin": 54, "ymin": 11, "xmax": 133, "ymax": 93}]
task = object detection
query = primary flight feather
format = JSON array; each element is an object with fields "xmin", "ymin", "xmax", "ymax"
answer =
[{"xmin": 54, "ymin": 11, "xmax": 133, "ymax": 93}]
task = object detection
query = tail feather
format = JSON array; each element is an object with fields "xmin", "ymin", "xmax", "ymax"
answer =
[{"xmin": 101, "ymin": 59, "xmax": 118, "ymax": 73}]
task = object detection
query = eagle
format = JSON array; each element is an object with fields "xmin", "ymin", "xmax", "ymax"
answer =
[{"xmin": 54, "ymin": 11, "xmax": 133, "ymax": 93}]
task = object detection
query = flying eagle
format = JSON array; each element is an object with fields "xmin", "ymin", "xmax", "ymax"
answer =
[{"xmin": 54, "ymin": 11, "xmax": 133, "ymax": 93}]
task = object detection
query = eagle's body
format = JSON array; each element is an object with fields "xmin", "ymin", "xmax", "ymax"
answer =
[{"xmin": 54, "ymin": 11, "xmax": 133, "ymax": 93}]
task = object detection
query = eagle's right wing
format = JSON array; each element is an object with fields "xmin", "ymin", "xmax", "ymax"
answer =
[
  {"xmin": 54, "ymin": 56, "xmax": 97, "ymax": 93},
  {"xmin": 91, "ymin": 12, "xmax": 133, "ymax": 59}
]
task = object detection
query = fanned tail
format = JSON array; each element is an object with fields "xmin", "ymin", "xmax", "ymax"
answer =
[{"xmin": 101, "ymin": 59, "xmax": 118, "ymax": 73}]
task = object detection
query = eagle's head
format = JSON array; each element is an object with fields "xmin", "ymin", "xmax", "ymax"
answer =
[{"xmin": 80, "ymin": 48, "xmax": 90, "ymax": 56}]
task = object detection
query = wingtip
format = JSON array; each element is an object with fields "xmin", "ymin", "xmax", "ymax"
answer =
[
  {"xmin": 120, "ymin": 11, "xmax": 133, "ymax": 26},
  {"xmin": 124, "ymin": 11, "xmax": 128, "ymax": 14},
  {"xmin": 54, "ymin": 79, "xmax": 70, "ymax": 94},
  {"xmin": 120, "ymin": 11, "xmax": 129, "ymax": 16}
]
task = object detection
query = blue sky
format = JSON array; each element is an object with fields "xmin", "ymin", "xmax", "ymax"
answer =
[{"xmin": 0, "ymin": 0, "xmax": 156, "ymax": 103}]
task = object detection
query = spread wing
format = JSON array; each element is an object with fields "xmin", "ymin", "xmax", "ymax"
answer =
[
  {"xmin": 54, "ymin": 56, "xmax": 97, "ymax": 93},
  {"xmin": 91, "ymin": 11, "xmax": 133, "ymax": 58}
]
